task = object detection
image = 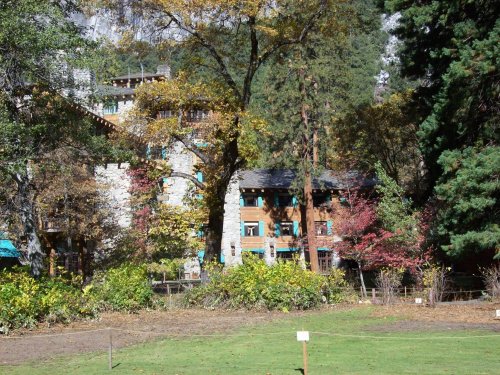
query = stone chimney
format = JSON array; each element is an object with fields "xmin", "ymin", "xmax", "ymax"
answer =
[{"xmin": 156, "ymin": 64, "xmax": 171, "ymax": 79}]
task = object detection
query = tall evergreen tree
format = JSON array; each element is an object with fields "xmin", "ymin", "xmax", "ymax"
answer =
[{"xmin": 390, "ymin": 0, "xmax": 499, "ymax": 259}]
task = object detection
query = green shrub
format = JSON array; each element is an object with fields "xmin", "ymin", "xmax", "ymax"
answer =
[
  {"xmin": 184, "ymin": 255, "xmax": 353, "ymax": 311},
  {"xmin": 0, "ymin": 267, "xmax": 90, "ymax": 334},
  {"xmin": 323, "ymin": 268, "xmax": 358, "ymax": 304},
  {"xmin": 85, "ymin": 263, "xmax": 153, "ymax": 312}
]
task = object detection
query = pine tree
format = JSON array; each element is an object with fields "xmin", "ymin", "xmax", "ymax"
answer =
[{"xmin": 390, "ymin": 0, "xmax": 500, "ymax": 259}]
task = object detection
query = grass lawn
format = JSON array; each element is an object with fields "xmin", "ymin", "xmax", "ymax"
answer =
[{"xmin": 2, "ymin": 307, "xmax": 499, "ymax": 374}]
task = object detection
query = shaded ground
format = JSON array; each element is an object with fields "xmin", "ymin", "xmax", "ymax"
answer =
[{"xmin": 1, "ymin": 302, "xmax": 498, "ymax": 366}]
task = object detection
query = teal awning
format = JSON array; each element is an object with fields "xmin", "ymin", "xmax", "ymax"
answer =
[
  {"xmin": 276, "ymin": 247, "xmax": 299, "ymax": 252},
  {"xmin": 0, "ymin": 239, "xmax": 21, "ymax": 258},
  {"xmin": 317, "ymin": 247, "xmax": 330, "ymax": 251},
  {"xmin": 242, "ymin": 248, "xmax": 265, "ymax": 254}
]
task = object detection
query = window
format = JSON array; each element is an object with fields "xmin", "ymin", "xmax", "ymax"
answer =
[
  {"xmin": 242, "ymin": 193, "xmax": 258, "ymax": 207},
  {"xmin": 318, "ymin": 251, "xmax": 333, "ymax": 273},
  {"xmin": 313, "ymin": 194, "xmax": 329, "ymax": 207},
  {"xmin": 148, "ymin": 146, "xmax": 164, "ymax": 160},
  {"xmin": 280, "ymin": 221, "xmax": 294, "ymax": 236},
  {"xmin": 315, "ymin": 221, "xmax": 328, "ymax": 236},
  {"xmin": 158, "ymin": 110, "xmax": 174, "ymax": 119},
  {"xmin": 278, "ymin": 194, "xmax": 293, "ymax": 207},
  {"xmin": 244, "ymin": 222, "xmax": 259, "ymax": 237},
  {"xmin": 187, "ymin": 109, "xmax": 209, "ymax": 122},
  {"xmin": 103, "ymin": 101, "xmax": 118, "ymax": 115},
  {"xmin": 277, "ymin": 252, "xmax": 294, "ymax": 261}
]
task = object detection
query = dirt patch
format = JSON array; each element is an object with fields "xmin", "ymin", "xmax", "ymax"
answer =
[
  {"xmin": 0, "ymin": 309, "xmax": 295, "ymax": 365},
  {"xmin": 367, "ymin": 302, "xmax": 500, "ymax": 333}
]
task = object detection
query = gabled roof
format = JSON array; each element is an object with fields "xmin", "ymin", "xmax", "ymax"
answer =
[
  {"xmin": 239, "ymin": 169, "xmax": 376, "ymax": 190},
  {"xmin": 110, "ymin": 72, "xmax": 165, "ymax": 81},
  {"xmin": 96, "ymin": 84, "xmax": 135, "ymax": 97}
]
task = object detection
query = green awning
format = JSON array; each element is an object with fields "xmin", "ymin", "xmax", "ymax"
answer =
[
  {"xmin": 276, "ymin": 247, "xmax": 299, "ymax": 252},
  {"xmin": 0, "ymin": 239, "xmax": 21, "ymax": 258}
]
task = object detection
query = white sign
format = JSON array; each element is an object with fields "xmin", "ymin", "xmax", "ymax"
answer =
[
  {"xmin": 415, "ymin": 298, "xmax": 423, "ymax": 304},
  {"xmin": 496, "ymin": 310, "xmax": 500, "ymax": 318},
  {"xmin": 297, "ymin": 331, "xmax": 310, "ymax": 342}
]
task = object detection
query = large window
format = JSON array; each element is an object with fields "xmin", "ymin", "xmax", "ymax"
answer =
[
  {"xmin": 244, "ymin": 222, "xmax": 260, "ymax": 237},
  {"xmin": 318, "ymin": 251, "xmax": 333, "ymax": 273}
]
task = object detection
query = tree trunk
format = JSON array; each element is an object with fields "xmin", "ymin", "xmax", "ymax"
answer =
[
  {"xmin": 304, "ymin": 170, "xmax": 319, "ymax": 273},
  {"xmin": 358, "ymin": 263, "xmax": 367, "ymax": 299},
  {"xmin": 299, "ymin": 67, "xmax": 319, "ymax": 273},
  {"xmin": 203, "ymin": 138, "xmax": 238, "ymax": 263},
  {"xmin": 14, "ymin": 168, "xmax": 44, "ymax": 277},
  {"xmin": 205, "ymin": 200, "xmax": 225, "ymax": 264}
]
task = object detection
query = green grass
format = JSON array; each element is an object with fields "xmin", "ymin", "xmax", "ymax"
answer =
[{"xmin": 3, "ymin": 307, "xmax": 499, "ymax": 374}]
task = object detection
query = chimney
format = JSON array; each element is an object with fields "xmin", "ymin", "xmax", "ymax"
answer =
[{"xmin": 156, "ymin": 64, "xmax": 171, "ymax": 79}]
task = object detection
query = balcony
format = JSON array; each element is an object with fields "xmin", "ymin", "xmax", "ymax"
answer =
[{"xmin": 41, "ymin": 217, "xmax": 66, "ymax": 233}]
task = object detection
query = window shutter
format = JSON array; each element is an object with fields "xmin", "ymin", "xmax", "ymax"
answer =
[
  {"xmin": 161, "ymin": 146, "xmax": 167, "ymax": 160},
  {"xmin": 274, "ymin": 192, "xmax": 279, "ymax": 207},
  {"xmin": 163, "ymin": 177, "xmax": 169, "ymax": 184},
  {"xmin": 292, "ymin": 196, "xmax": 298, "ymax": 207},
  {"xmin": 240, "ymin": 195, "xmax": 245, "ymax": 207},
  {"xmin": 146, "ymin": 145, "xmax": 151, "ymax": 159},
  {"xmin": 326, "ymin": 194, "xmax": 331, "ymax": 204},
  {"xmin": 258, "ymin": 221, "xmax": 264, "ymax": 237},
  {"xmin": 257, "ymin": 195, "xmax": 264, "ymax": 208},
  {"xmin": 274, "ymin": 222, "xmax": 281, "ymax": 237},
  {"xmin": 293, "ymin": 221, "xmax": 299, "ymax": 237},
  {"xmin": 241, "ymin": 221, "xmax": 245, "ymax": 237},
  {"xmin": 327, "ymin": 220, "xmax": 333, "ymax": 235}
]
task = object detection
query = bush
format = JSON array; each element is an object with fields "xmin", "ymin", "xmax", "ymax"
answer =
[
  {"xmin": 184, "ymin": 255, "xmax": 353, "ymax": 311},
  {"xmin": 0, "ymin": 267, "xmax": 90, "ymax": 334},
  {"xmin": 480, "ymin": 264, "xmax": 500, "ymax": 300},
  {"xmin": 85, "ymin": 263, "xmax": 153, "ymax": 312},
  {"xmin": 323, "ymin": 268, "xmax": 358, "ymax": 304},
  {"xmin": 375, "ymin": 268, "xmax": 403, "ymax": 305}
]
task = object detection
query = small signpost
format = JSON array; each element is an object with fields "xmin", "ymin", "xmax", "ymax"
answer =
[
  {"xmin": 297, "ymin": 331, "xmax": 310, "ymax": 375},
  {"xmin": 495, "ymin": 310, "xmax": 500, "ymax": 319},
  {"xmin": 415, "ymin": 297, "xmax": 423, "ymax": 304}
]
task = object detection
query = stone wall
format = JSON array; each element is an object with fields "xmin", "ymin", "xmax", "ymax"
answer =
[
  {"xmin": 95, "ymin": 163, "xmax": 132, "ymax": 229},
  {"xmin": 221, "ymin": 175, "xmax": 243, "ymax": 267},
  {"xmin": 164, "ymin": 141, "xmax": 195, "ymax": 206}
]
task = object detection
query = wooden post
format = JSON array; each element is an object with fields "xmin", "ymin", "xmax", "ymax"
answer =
[
  {"xmin": 302, "ymin": 341, "xmax": 308, "ymax": 375},
  {"xmin": 49, "ymin": 247, "xmax": 56, "ymax": 277},
  {"xmin": 108, "ymin": 328, "xmax": 113, "ymax": 370},
  {"xmin": 404, "ymin": 286, "xmax": 407, "ymax": 298},
  {"xmin": 372, "ymin": 288, "xmax": 376, "ymax": 303}
]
